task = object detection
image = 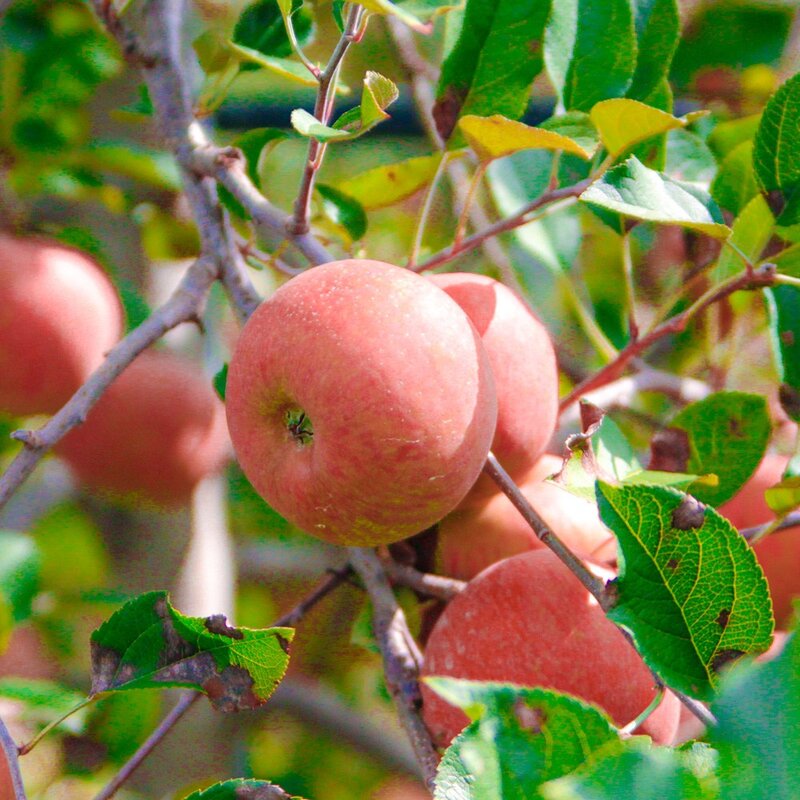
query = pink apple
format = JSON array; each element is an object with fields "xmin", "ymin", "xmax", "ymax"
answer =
[
  {"xmin": 421, "ymin": 549, "xmax": 680, "ymax": 747},
  {"xmin": 428, "ymin": 272, "xmax": 559, "ymax": 504},
  {"xmin": 0, "ymin": 235, "xmax": 123, "ymax": 416},
  {"xmin": 437, "ymin": 453, "xmax": 617, "ymax": 580},
  {"xmin": 225, "ymin": 259, "xmax": 498, "ymax": 547}
]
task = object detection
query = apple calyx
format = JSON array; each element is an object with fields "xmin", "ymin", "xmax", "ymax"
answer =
[{"xmin": 285, "ymin": 408, "xmax": 314, "ymax": 446}]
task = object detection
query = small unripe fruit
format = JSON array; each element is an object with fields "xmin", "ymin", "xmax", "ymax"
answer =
[
  {"xmin": 225, "ymin": 259, "xmax": 498, "ymax": 547},
  {"xmin": 437, "ymin": 453, "xmax": 616, "ymax": 581},
  {"xmin": 429, "ymin": 273, "xmax": 558, "ymax": 504},
  {"xmin": 0, "ymin": 235, "xmax": 123, "ymax": 416},
  {"xmin": 57, "ymin": 350, "xmax": 229, "ymax": 507},
  {"xmin": 421, "ymin": 550, "xmax": 680, "ymax": 747}
]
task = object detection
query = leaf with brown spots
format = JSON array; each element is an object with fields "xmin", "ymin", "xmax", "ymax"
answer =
[
  {"xmin": 182, "ymin": 778, "xmax": 303, "ymax": 800},
  {"xmin": 89, "ymin": 591, "xmax": 293, "ymax": 710},
  {"xmin": 428, "ymin": 679, "xmax": 621, "ymax": 799},
  {"xmin": 766, "ymin": 286, "xmax": 800, "ymax": 424},
  {"xmin": 598, "ymin": 482, "xmax": 773, "ymax": 700}
]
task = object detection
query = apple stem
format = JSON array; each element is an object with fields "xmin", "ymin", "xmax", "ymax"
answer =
[
  {"xmin": 619, "ymin": 685, "xmax": 665, "ymax": 736},
  {"xmin": 285, "ymin": 408, "xmax": 314, "ymax": 445}
]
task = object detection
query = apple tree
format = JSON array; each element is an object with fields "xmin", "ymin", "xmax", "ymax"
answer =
[{"xmin": 0, "ymin": 0, "xmax": 798, "ymax": 797}]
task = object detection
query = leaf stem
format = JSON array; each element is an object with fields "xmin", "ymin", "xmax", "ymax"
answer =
[
  {"xmin": 621, "ymin": 232, "xmax": 639, "ymax": 341},
  {"xmin": 619, "ymin": 685, "xmax": 665, "ymax": 735},
  {"xmin": 17, "ymin": 697, "xmax": 95, "ymax": 756},
  {"xmin": 451, "ymin": 161, "xmax": 487, "ymax": 249},
  {"xmin": 774, "ymin": 273, "xmax": 800, "ymax": 289},
  {"xmin": 557, "ymin": 272, "xmax": 619, "ymax": 363},
  {"xmin": 407, "ymin": 150, "xmax": 450, "ymax": 268},
  {"xmin": 288, "ymin": 4, "xmax": 366, "ymax": 236}
]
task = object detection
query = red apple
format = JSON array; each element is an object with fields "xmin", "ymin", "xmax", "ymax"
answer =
[
  {"xmin": 421, "ymin": 549, "xmax": 680, "ymax": 747},
  {"xmin": 428, "ymin": 272, "xmax": 558, "ymax": 503},
  {"xmin": 225, "ymin": 259, "xmax": 498, "ymax": 547},
  {"xmin": 718, "ymin": 453, "xmax": 800, "ymax": 628},
  {"xmin": 56, "ymin": 350, "xmax": 229, "ymax": 507},
  {"xmin": 0, "ymin": 235, "xmax": 123, "ymax": 416},
  {"xmin": 437, "ymin": 453, "xmax": 616, "ymax": 581}
]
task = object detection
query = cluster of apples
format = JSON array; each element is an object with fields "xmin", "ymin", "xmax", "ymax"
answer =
[
  {"xmin": 224, "ymin": 258, "xmax": 681, "ymax": 745},
  {"xmin": 0, "ymin": 234, "xmax": 228, "ymax": 508}
]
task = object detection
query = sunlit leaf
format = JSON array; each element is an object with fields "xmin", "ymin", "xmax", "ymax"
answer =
[
  {"xmin": 544, "ymin": 0, "xmax": 636, "ymax": 112},
  {"xmin": 580, "ymin": 157, "xmax": 731, "ymax": 238},
  {"xmin": 712, "ymin": 140, "xmax": 760, "ymax": 216},
  {"xmin": 627, "ymin": 0, "xmax": 680, "ymax": 101},
  {"xmin": 90, "ymin": 591, "xmax": 292, "ymax": 710},
  {"xmin": 713, "ymin": 195, "xmax": 774, "ymax": 282},
  {"xmin": 228, "ymin": 43, "xmax": 323, "ymax": 89},
  {"xmin": 459, "ymin": 115, "xmax": 593, "ymax": 163},
  {"xmin": 598, "ymin": 482, "xmax": 774, "ymax": 700},
  {"xmin": 0, "ymin": 531, "xmax": 39, "ymax": 623},
  {"xmin": 315, "ymin": 184, "xmax": 367, "ymax": 241},
  {"xmin": 182, "ymin": 779, "xmax": 303, "ymax": 800}
]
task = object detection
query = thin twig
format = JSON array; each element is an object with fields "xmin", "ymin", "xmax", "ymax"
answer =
[
  {"xmin": 92, "ymin": 692, "xmax": 200, "ymax": 800},
  {"xmin": 348, "ymin": 548, "xmax": 440, "ymax": 791},
  {"xmin": 288, "ymin": 4, "xmax": 366, "ymax": 235},
  {"xmin": 0, "ymin": 713, "xmax": 26, "ymax": 800},
  {"xmin": 559, "ymin": 263, "xmax": 778, "ymax": 412},
  {"xmin": 0, "ymin": 256, "xmax": 218, "ymax": 514},
  {"xmin": 412, "ymin": 182, "xmax": 590, "ymax": 273},
  {"xmin": 672, "ymin": 689, "xmax": 717, "ymax": 728},
  {"xmin": 741, "ymin": 511, "xmax": 800, "ymax": 542},
  {"xmin": 273, "ymin": 566, "xmax": 353, "ymax": 627},
  {"xmin": 382, "ymin": 559, "xmax": 466, "ymax": 601},
  {"xmin": 482, "ymin": 452, "xmax": 611, "ymax": 607}
]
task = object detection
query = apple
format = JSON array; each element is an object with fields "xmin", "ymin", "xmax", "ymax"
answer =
[
  {"xmin": 225, "ymin": 259, "xmax": 498, "ymax": 547},
  {"xmin": 56, "ymin": 350, "xmax": 229, "ymax": 507},
  {"xmin": 421, "ymin": 549, "xmax": 680, "ymax": 747},
  {"xmin": 0, "ymin": 234, "xmax": 123, "ymax": 416},
  {"xmin": 718, "ymin": 452, "xmax": 800, "ymax": 628},
  {"xmin": 436, "ymin": 453, "xmax": 617, "ymax": 581},
  {"xmin": 429, "ymin": 272, "xmax": 558, "ymax": 503}
]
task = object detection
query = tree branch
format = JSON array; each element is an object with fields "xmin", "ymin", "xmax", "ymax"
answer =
[
  {"xmin": 288, "ymin": 4, "xmax": 366, "ymax": 236},
  {"xmin": 741, "ymin": 511, "xmax": 800, "ymax": 542},
  {"xmin": 348, "ymin": 547, "xmax": 440, "ymax": 791},
  {"xmin": 0, "ymin": 256, "xmax": 218, "ymax": 514},
  {"xmin": 0, "ymin": 713, "xmax": 25, "ymax": 800},
  {"xmin": 382, "ymin": 558, "xmax": 466, "ymax": 601},
  {"xmin": 559, "ymin": 263, "xmax": 778, "ymax": 412}
]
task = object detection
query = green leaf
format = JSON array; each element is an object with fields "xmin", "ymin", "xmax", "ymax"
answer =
[
  {"xmin": 428, "ymin": 679, "xmax": 621, "ymax": 800},
  {"xmin": 434, "ymin": 0, "xmax": 551, "ymax": 141},
  {"xmin": 291, "ymin": 72, "xmax": 398, "ymax": 142},
  {"xmin": 764, "ymin": 476, "xmax": 800, "ymax": 516},
  {"xmin": 544, "ymin": 0, "xmax": 637, "ymax": 112},
  {"xmin": 627, "ymin": 0, "xmax": 680, "ymax": 101},
  {"xmin": 0, "ymin": 531, "xmax": 39, "ymax": 623},
  {"xmin": 711, "ymin": 140, "xmax": 759, "ymax": 216},
  {"xmin": 711, "ymin": 632, "xmax": 800, "ymax": 800},
  {"xmin": 707, "ymin": 114, "xmax": 760, "ymax": 160},
  {"xmin": 541, "ymin": 741, "xmax": 713, "ymax": 800},
  {"xmin": 90, "ymin": 591, "xmax": 293, "ymax": 710},
  {"xmin": 182, "ymin": 779, "xmax": 302, "ymax": 800},
  {"xmin": 765, "ymin": 286, "xmax": 800, "ymax": 423},
  {"xmin": 395, "ymin": 0, "xmax": 464, "ymax": 22},
  {"xmin": 589, "ymin": 99, "xmax": 690, "ymax": 159},
  {"xmin": 228, "ymin": 43, "xmax": 322, "ymax": 89},
  {"xmin": 713, "ymin": 195, "xmax": 775, "ymax": 283},
  {"xmin": 213, "ymin": 364, "xmax": 228, "ymax": 402},
  {"xmin": 70, "ymin": 141, "xmax": 181, "ymax": 191},
  {"xmin": 662, "ymin": 392, "xmax": 772, "ymax": 507},
  {"xmin": 459, "ymin": 114, "xmax": 593, "ymax": 163},
  {"xmin": 597, "ymin": 482, "xmax": 774, "ymax": 700},
  {"xmin": 771, "ymin": 243, "xmax": 800, "ymax": 278},
  {"xmin": 540, "ymin": 112, "xmax": 600, "ymax": 157},
  {"xmin": 665, "ymin": 128, "xmax": 717, "ymax": 184},
  {"xmin": 315, "ymin": 184, "xmax": 367, "ymax": 241},
  {"xmin": 580, "ymin": 156, "xmax": 731, "ymax": 238},
  {"xmin": 0, "ymin": 678, "xmax": 89, "ymax": 735},
  {"xmin": 753, "ymin": 72, "xmax": 800, "ymax": 225},
  {"xmin": 232, "ymin": 0, "xmax": 312, "ymax": 59},
  {"xmin": 337, "ymin": 153, "xmax": 444, "ymax": 210}
]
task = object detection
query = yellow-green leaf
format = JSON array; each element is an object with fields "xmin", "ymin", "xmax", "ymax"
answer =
[
  {"xmin": 590, "ymin": 98, "xmax": 695, "ymax": 158},
  {"xmin": 459, "ymin": 114, "xmax": 593, "ymax": 163},
  {"xmin": 765, "ymin": 476, "xmax": 800, "ymax": 515},
  {"xmin": 229, "ymin": 42, "xmax": 323, "ymax": 89}
]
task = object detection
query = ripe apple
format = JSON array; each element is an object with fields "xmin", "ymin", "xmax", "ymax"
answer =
[
  {"xmin": 0, "ymin": 235, "xmax": 123, "ymax": 416},
  {"xmin": 428, "ymin": 272, "xmax": 558, "ymax": 503},
  {"xmin": 56, "ymin": 350, "xmax": 229, "ymax": 507},
  {"xmin": 225, "ymin": 259, "xmax": 498, "ymax": 547},
  {"xmin": 718, "ymin": 452, "xmax": 800, "ymax": 628},
  {"xmin": 437, "ymin": 453, "xmax": 617, "ymax": 581},
  {"xmin": 421, "ymin": 550, "xmax": 680, "ymax": 747}
]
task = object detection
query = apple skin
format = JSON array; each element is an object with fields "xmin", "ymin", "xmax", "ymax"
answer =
[
  {"xmin": 0, "ymin": 235, "xmax": 123, "ymax": 416},
  {"xmin": 429, "ymin": 273, "xmax": 558, "ymax": 504},
  {"xmin": 718, "ymin": 453, "xmax": 800, "ymax": 628},
  {"xmin": 56, "ymin": 350, "xmax": 229, "ymax": 507},
  {"xmin": 437, "ymin": 453, "xmax": 617, "ymax": 581},
  {"xmin": 225, "ymin": 259, "xmax": 498, "ymax": 547},
  {"xmin": 421, "ymin": 549, "xmax": 680, "ymax": 748}
]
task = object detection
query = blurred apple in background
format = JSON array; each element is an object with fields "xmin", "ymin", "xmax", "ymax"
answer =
[{"xmin": 0, "ymin": 235, "xmax": 123, "ymax": 417}]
